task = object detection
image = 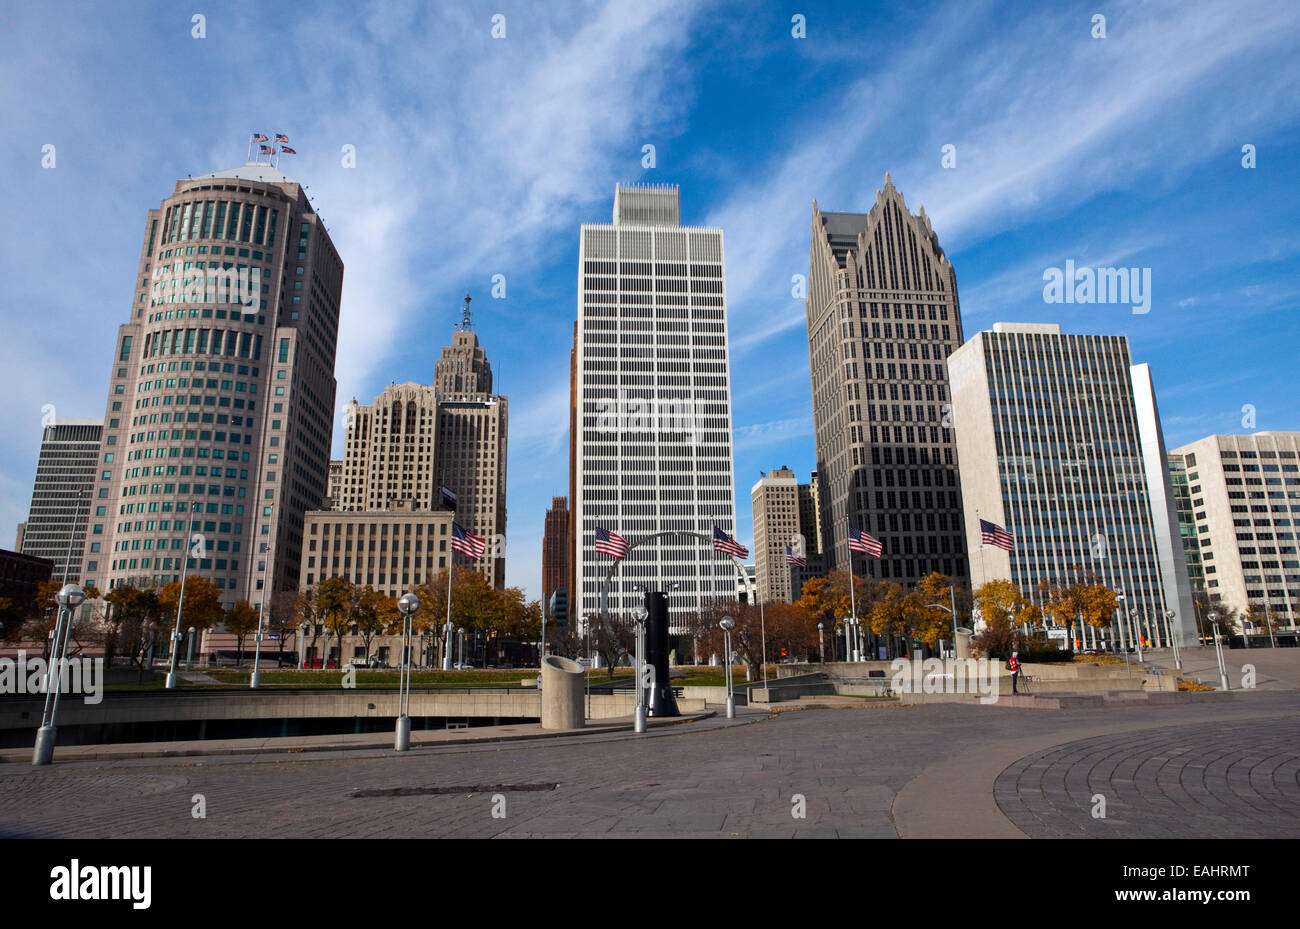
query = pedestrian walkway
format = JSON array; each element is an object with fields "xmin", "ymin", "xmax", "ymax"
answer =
[
  {"xmin": 1142, "ymin": 645, "xmax": 1300, "ymax": 690},
  {"xmin": 3, "ymin": 694, "xmax": 1295, "ymax": 838}
]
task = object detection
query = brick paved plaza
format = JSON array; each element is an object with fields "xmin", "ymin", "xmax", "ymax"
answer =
[{"xmin": 2, "ymin": 691, "xmax": 1297, "ymax": 839}]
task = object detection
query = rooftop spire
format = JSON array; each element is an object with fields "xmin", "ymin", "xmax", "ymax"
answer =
[{"xmin": 458, "ymin": 294, "xmax": 472, "ymax": 331}]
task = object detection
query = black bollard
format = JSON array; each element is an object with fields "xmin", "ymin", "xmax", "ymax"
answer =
[{"xmin": 644, "ymin": 591, "xmax": 680, "ymax": 717}]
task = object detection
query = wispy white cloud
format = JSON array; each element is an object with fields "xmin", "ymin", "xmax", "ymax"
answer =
[
  {"xmin": 713, "ymin": 0, "xmax": 1300, "ymax": 354},
  {"xmin": 734, "ymin": 416, "xmax": 813, "ymax": 451}
]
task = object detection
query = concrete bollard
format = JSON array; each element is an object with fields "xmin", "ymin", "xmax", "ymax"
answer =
[
  {"xmin": 955, "ymin": 628, "xmax": 973, "ymax": 660},
  {"xmin": 540, "ymin": 655, "xmax": 585, "ymax": 730}
]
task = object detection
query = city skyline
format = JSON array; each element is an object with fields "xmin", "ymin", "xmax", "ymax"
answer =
[{"xmin": 3, "ymin": 1, "xmax": 1299, "ymax": 606}]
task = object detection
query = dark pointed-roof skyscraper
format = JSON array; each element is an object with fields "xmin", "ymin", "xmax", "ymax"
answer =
[{"xmin": 806, "ymin": 175, "xmax": 967, "ymax": 587}]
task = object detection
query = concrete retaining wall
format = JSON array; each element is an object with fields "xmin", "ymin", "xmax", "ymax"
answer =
[{"xmin": 0, "ymin": 689, "xmax": 653, "ymax": 730}]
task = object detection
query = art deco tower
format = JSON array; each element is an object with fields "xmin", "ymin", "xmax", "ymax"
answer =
[
  {"xmin": 807, "ymin": 175, "xmax": 967, "ymax": 587},
  {"xmin": 335, "ymin": 298, "xmax": 508, "ymax": 588},
  {"xmin": 91, "ymin": 160, "xmax": 343, "ymax": 606}
]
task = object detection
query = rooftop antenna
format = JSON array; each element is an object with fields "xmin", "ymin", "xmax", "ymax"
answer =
[{"xmin": 455, "ymin": 294, "xmax": 473, "ymax": 331}]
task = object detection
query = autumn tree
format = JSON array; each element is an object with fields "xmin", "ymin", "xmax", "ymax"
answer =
[
  {"xmin": 913, "ymin": 572, "xmax": 971, "ymax": 646},
  {"xmin": 971, "ymin": 579, "xmax": 1037, "ymax": 660},
  {"xmin": 1245, "ymin": 603, "xmax": 1287, "ymax": 636},
  {"xmin": 688, "ymin": 599, "xmax": 782, "ymax": 679},
  {"xmin": 868, "ymin": 583, "xmax": 932, "ymax": 649},
  {"xmin": 294, "ymin": 586, "xmax": 321, "ymax": 661},
  {"xmin": 224, "ymin": 599, "xmax": 260, "ymax": 665},
  {"xmin": 414, "ymin": 568, "xmax": 501, "ymax": 638},
  {"xmin": 314, "ymin": 576, "xmax": 361, "ymax": 666},
  {"xmin": 763, "ymin": 600, "xmax": 819, "ymax": 662},
  {"xmin": 1187, "ymin": 591, "xmax": 1238, "ymax": 639},
  {"xmin": 589, "ymin": 611, "xmax": 635, "ymax": 679},
  {"xmin": 157, "ymin": 576, "xmax": 225, "ymax": 635},
  {"xmin": 24, "ymin": 581, "xmax": 105, "ymax": 659},
  {"xmin": 267, "ymin": 590, "xmax": 301, "ymax": 666},
  {"xmin": 1041, "ymin": 570, "xmax": 1118, "ymax": 647},
  {"xmin": 352, "ymin": 586, "xmax": 393, "ymax": 660},
  {"xmin": 795, "ymin": 569, "xmax": 888, "ymax": 657},
  {"xmin": 104, "ymin": 585, "xmax": 163, "ymax": 672}
]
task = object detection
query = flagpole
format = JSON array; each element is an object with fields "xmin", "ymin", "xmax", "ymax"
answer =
[
  {"xmin": 443, "ymin": 552, "xmax": 454, "ymax": 671},
  {"xmin": 847, "ymin": 521, "xmax": 858, "ymax": 663}
]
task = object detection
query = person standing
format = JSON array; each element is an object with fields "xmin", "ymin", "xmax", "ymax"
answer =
[{"xmin": 1008, "ymin": 651, "xmax": 1021, "ymax": 694}]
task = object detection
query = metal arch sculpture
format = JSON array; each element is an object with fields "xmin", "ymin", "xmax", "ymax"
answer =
[{"xmin": 596, "ymin": 530, "xmax": 754, "ymax": 623}]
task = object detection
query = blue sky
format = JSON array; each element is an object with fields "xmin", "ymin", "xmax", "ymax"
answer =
[{"xmin": 1, "ymin": 0, "xmax": 1297, "ymax": 603}]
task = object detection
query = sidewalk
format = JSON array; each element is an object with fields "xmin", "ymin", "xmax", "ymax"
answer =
[
  {"xmin": 1141, "ymin": 645, "xmax": 1300, "ymax": 690},
  {"xmin": 0, "ymin": 710, "xmax": 723, "ymax": 764}
]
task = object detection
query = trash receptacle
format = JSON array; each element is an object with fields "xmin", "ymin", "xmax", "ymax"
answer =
[
  {"xmin": 955, "ymin": 628, "xmax": 973, "ymax": 659},
  {"xmin": 540, "ymin": 655, "xmax": 585, "ymax": 730}
]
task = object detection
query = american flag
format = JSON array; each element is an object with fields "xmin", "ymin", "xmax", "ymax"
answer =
[
  {"xmin": 785, "ymin": 545, "xmax": 806, "ymax": 568},
  {"xmin": 980, "ymin": 518, "xmax": 1015, "ymax": 552},
  {"xmin": 259, "ymin": 145, "xmax": 275, "ymax": 155},
  {"xmin": 251, "ymin": 133, "xmax": 269, "ymax": 143},
  {"xmin": 280, "ymin": 146, "xmax": 297, "ymax": 155},
  {"xmin": 451, "ymin": 522, "xmax": 485, "ymax": 559},
  {"xmin": 594, "ymin": 526, "xmax": 628, "ymax": 559},
  {"xmin": 713, "ymin": 525, "xmax": 748, "ymax": 559},
  {"xmin": 275, "ymin": 133, "xmax": 290, "ymax": 143},
  {"xmin": 848, "ymin": 524, "xmax": 882, "ymax": 558}
]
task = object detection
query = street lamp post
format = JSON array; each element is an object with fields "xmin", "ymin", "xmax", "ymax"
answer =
[
  {"xmin": 1208, "ymin": 610, "xmax": 1229, "ymax": 691},
  {"xmin": 321, "ymin": 627, "xmax": 331, "ymax": 671},
  {"xmin": 250, "ymin": 510, "xmax": 274, "ymax": 689},
  {"xmin": 927, "ymin": 590, "xmax": 959, "ymax": 657},
  {"xmin": 817, "ymin": 622, "xmax": 825, "ymax": 663},
  {"xmin": 1130, "ymin": 608, "xmax": 1143, "ymax": 663},
  {"xmin": 395, "ymin": 592, "xmax": 420, "ymax": 751},
  {"xmin": 1165, "ymin": 610, "xmax": 1181, "ymax": 670},
  {"xmin": 297, "ymin": 621, "xmax": 309, "ymax": 670},
  {"xmin": 632, "ymin": 607, "xmax": 648, "ymax": 733},
  {"xmin": 32, "ymin": 583, "xmax": 87, "ymax": 765},
  {"xmin": 582, "ymin": 615, "xmax": 592, "ymax": 718},
  {"xmin": 720, "ymin": 616, "xmax": 736, "ymax": 719},
  {"xmin": 1113, "ymin": 587, "xmax": 1131, "ymax": 677},
  {"xmin": 166, "ymin": 513, "xmax": 201, "ymax": 689}
]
